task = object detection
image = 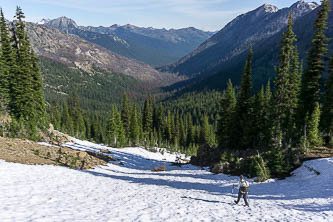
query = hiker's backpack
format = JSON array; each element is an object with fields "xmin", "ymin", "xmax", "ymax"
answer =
[{"xmin": 240, "ymin": 180, "xmax": 250, "ymax": 193}]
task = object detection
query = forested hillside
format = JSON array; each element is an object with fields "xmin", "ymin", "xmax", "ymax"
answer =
[{"xmin": 1, "ymin": 2, "xmax": 333, "ymax": 183}]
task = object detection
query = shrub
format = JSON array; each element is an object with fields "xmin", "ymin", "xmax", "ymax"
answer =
[
  {"xmin": 267, "ymin": 150, "xmax": 289, "ymax": 178},
  {"xmin": 252, "ymin": 154, "xmax": 270, "ymax": 182},
  {"xmin": 152, "ymin": 163, "xmax": 166, "ymax": 172}
]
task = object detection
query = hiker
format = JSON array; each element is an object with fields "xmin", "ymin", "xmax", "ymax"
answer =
[{"xmin": 233, "ymin": 175, "xmax": 250, "ymax": 207}]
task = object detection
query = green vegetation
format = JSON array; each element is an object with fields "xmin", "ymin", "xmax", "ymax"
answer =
[
  {"xmin": 40, "ymin": 57, "xmax": 149, "ymax": 111},
  {"xmin": 176, "ymin": 2, "xmax": 333, "ymax": 180},
  {"xmin": 0, "ymin": 7, "xmax": 48, "ymax": 140},
  {"xmin": 1, "ymin": 3, "xmax": 333, "ymax": 182}
]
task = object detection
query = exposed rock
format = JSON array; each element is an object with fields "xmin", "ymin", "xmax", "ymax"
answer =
[
  {"xmin": 100, "ymin": 149, "xmax": 112, "ymax": 154},
  {"xmin": 40, "ymin": 124, "xmax": 72, "ymax": 146}
]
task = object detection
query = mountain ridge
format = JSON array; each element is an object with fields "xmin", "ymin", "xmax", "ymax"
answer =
[
  {"xmin": 160, "ymin": 0, "xmax": 318, "ymax": 77},
  {"xmin": 26, "ymin": 22, "xmax": 181, "ymax": 85},
  {"xmin": 38, "ymin": 17, "xmax": 214, "ymax": 66}
]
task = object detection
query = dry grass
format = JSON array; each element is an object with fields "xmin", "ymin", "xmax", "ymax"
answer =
[{"xmin": 0, "ymin": 137, "xmax": 108, "ymax": 169}]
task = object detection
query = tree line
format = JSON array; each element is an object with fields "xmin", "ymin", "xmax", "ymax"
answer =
[{"xmin": 49, "ymin": 92, "xmax": 217, "ymax": 156}]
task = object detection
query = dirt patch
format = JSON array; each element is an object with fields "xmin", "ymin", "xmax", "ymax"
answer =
[
  {"xmin": 302, "ymin": 147, "xmax": 333, "ymax": 160},
  {"xmin": 0, "ymin": 137, "xmax": 108, "ymax": 169}
]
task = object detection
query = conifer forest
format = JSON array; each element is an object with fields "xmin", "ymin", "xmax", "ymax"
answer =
[{"xmin": 1, "ymin": 1, "xmax": 333, "ymax": 182}]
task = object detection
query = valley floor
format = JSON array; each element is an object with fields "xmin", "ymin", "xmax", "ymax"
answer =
[{"xmin": 0, "ymin": 139, "xmax": 332, "ymax": 222}]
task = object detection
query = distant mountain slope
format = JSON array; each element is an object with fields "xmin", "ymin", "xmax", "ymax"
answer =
[
  {"xmin": 160, "ymin": 1, "xmax": 318, "ymax": 79},
  {"xmin": 23, "ymin": 22, "xmax": 183, "ymax": 109},
  {"xmin": 26, "ymin": 22, "xmax": 180, "ymax": 86},
  {"xmin": 40, "ymin": 57, "xmax": 148, "ymax": 110},
  {"xmin": 41, "ymin": 17, "xmax": 214, "ymax": 66},
  {"xmin": 181, "ymin": 0, "xmax": 333, "ymax": 92}
]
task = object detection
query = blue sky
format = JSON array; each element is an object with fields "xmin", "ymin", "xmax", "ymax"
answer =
[{"xmin": 0, "ymin": 0, "xmax": 321, "ymax": 31}]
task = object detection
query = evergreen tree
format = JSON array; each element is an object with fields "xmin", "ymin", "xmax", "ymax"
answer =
[
  {"xmin": 0, "ymin": 9, "xmax": 14, "ymax": 114},
  {"xmin": 232, "ymin": 46, "xmax": 254, "ymax": 149},
  {"xmin": 268, "ymin": 150, "xmax": 288, "ymax": 178},
  {"xmin": 200, "ymin": 115, "xmax": 210, "ymax": 145},
  {"xmin": 49, "ymin": 100, "xmax": 61, "ymax": 130},
  {"xmin": 121, "ymin": 93, "xmax": 130, "ymax": 137},
  {"xmin": 10, "ymin": 7, "xmax": 48, "ymax": 130},
  {"xmin": 273, "ymin": 13, "xmax": 299, "ymax": 148},
  {"xmin": 321, "ymin": 56, "xmax": 333, "ymax": 143},
  {"xmin": 29, "ymin": 49, "xmax": 47, "ymax": 126},
  {"xmin": 263, "ymin": 81, "xmax": 273, "ymax": 147},
  {"xmin": 143, "ymin": 97, "xmax": 153, "ymax": 135},
  {"xmin": 61, "ymin": 102, "xmax": 73, "ymax": 134},
  {"xmin": 68, "ymin": 91, "xmax": 85, "ymax": 138},
  {"xmin": 287, "ymin": 48, "xmax": 301, "ymax": 144},
  {"xmin": 253, "ymin": 86, "xmax": 267, "ymax": 149},
  {"xmin": 252, "ymin": 154, "xmax": 270, "ymax": 182},
  {"xmin": 115, "ymin": 109, "xmax": 126, "ymax": 147},
  {"xmin": 130, "ymin": 104, "xmax": 140, "ymax": 146},
  {"xmin": 307, "ymin": 102, "xmax": 321, "ymax": 146},
  {"xmin": 217, "ymin": 79, "xmax": 236, "ymax": 148},
  {"xmin": 298, "ymin": 0, "xmax": 331, "ymax": 144},
  {"xmin": 186, "ymin": 114, "xmax": 193, "ymax": 147},
  {"xmin": 11, "ymin": 7, "xmax": 34, "ymax": 120},
  {"xmin": 166, "ymin": 110, "xmax": 172, "ymax": 142}
]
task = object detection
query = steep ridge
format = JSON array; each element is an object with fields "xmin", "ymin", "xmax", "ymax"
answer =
[
  {"xmin": 160, "ymin": 1, "xmax": 318, "ymax": 78},
  {"xmin": 186, "ymin": 0, "xmax": 333, "ymax": 92}
]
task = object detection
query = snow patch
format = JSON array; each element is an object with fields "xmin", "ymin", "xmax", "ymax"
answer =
[
  {"xmin": 37, "ymin": 18, "xmax": 50, "ymax": 25},
  {"xmin": 263, "ymin": 4, "xmax": 279, "ymax": 13},
  {"xmin": 0, "ymin": 138, "xmax": 332, "ymax": 221}
]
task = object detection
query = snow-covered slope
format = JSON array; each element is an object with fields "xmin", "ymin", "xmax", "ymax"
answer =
[{"xmin": 0, "ymin": 139, "xmax": 332, "ymax": 221}]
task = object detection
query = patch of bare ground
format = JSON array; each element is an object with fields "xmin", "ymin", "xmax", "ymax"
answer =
[
  {"xmin": 0, "ymin": 137, "xmax": 108, "ymax": 169},
  {"xmin": 302, "ymin": 146, "xmax": 333, "ymax": 160}
]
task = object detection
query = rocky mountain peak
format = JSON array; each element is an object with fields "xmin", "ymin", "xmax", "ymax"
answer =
[
  {"xmin": 291, "ymin": 0, "xmax": 319, "ymax": 11},
  {"xmin": 262, "ymin": 4, "xmax": 279, "ymax": 13},
  {"xmin": 44, "ymin": 17, "xmax": 78, "ymax": 33},
  {"xmin": 248, "ymin": 4, "xmax": 279, "ymax": 18}
]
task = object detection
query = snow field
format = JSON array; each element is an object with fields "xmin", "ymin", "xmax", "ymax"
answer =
[{"xmin": 0, "ymin": 139, "xmax": 332, "ymax": 222}]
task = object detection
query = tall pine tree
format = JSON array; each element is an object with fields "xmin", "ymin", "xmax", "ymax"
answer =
[
  {"xmin": 130, "ymin": 104, "xmax": 140, "ymax": 146},
  {"xmin": 273, "ymin": 13, "xmax": 300, "ymax": 148},
  {"xmin": 10, "ymin": 7, "xmax": 48, "ymax": 131},
  {"xmin": 321, "ymin": 56, "xmax": 333, "ymax": 143},
  {"xmin": 298, "ymin": 0, "xmax": 330, "ymax": 145},
  {"xmin": 217, "ymin": 79, "xmax": 236, "ymax": 148},
  {"xmin": 232, "ymin": 46, "xmax": 254, "ymax": 149},
  {"xmin": 0, "ymin": 9, "xmax": 14, "ymax": 114}
]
